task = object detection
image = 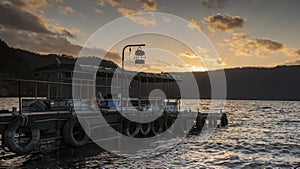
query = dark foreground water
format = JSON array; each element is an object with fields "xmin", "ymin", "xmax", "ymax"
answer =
[{"xmin": 0, "ymin": 99, "xmax": 300, "ymax": 168}]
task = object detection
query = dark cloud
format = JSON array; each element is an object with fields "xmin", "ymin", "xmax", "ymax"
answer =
[
  {"xmin": 61, "ymin": 29, "xmax": 76, "ymax": 38},
  {"xmin": 0, "ymin": 28, "xmax": 120, "ymax": 61},
  {"xmin": 201, "ymin": 0, "xmax": 230, "ymax": 9},
  {"xmin": 0, "ymin": 1, "xmax": 76, "ymax": 38},
  {"xmin": 252, "ymin": 39, "xmax": 283, "ymax": 50},
  {"xmin": 0, "ymin": 0, "xmax": 79, "ymax": 58},
  {"xmin": 0, "ymin": 2, "xmax": 52, "ymax": 34},
  {"xmin": 201, "ymin": 0, "xmax": 263, "ymax": 9},
  {"xmin": 0, "ymin": 28, "xmax": 81, "ymax": 56},
  {"xmin": 204, "ymin": 14, "xmax": 246, "ymax": 32}
]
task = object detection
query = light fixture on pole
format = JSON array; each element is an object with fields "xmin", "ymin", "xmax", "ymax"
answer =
[
  {"xmin": 121, "ymin": 44, "xmax": 146, "ymax": 112},
  {"xmin": 134, "ymin": 47, "xmax": 146, "ymax": 68}
]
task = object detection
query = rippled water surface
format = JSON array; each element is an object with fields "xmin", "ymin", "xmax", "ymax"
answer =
[{"xmin": 1, "ymin": 99, "xmax": 300, "ymax": 168}]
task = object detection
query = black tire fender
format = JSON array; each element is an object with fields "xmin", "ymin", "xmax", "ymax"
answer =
[
  {"xmin": 123, "ymin": 120, "xmax": 141, "ymax": 137},
  {"xmin": 63, "ymin": 117, "xmax": 90, "ymax": 147},
  {"xmin": 196, "ymin": 117, "xmax": 205, "ymax": 130},
  {"xmin": 221, "ymin": 113, "xmax": 228, "ymax": 127},
  {"xmin": 181, "ymin": 118, "xmax": 194, "ymax": 134},
  {"xmin": 151, "ymin": 119, "xmax": 163, "ymax": 135},
  {"xmin": 140, "ymin": 123, "xmax": 151, "ymax": 136},
  {"xmin": 164, "ymin": 116, "xmax": 175, "ymax": 133},
  {"xmin": 4, "ymin": 119, "xmax": 40, "ymax": 155}
]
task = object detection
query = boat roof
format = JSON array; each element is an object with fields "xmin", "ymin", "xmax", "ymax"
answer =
[{"xmin": 35, "ymin": 64, "xmax": 182, "ymax": 81}]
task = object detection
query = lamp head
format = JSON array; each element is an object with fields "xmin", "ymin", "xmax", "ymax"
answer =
[
  {"xmin": 134, "ymin": 47, "xmax": 146, "ymax": 68},
  {"xmin": 135, "ymin": 49, "xmax": 145, "ymax": 56}
]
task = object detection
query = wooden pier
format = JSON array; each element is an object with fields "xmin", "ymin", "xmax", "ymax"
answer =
[
  {"xmin": 0, "ymin": 106, "xmax": 228, "ymax": 155},
  {"xmin": 0, "ymin": 63, "xmax": 228, "ymax": 155}
]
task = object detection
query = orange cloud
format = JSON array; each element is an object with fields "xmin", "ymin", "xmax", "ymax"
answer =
[
  {"xmin": 178, "ymin": 52, "xmax": 205, "ymax": 68},
  {"xmin": 58, "ymin": 6, "xmax": 74, "ymax": 15},
  {"xmin": 139, "ymin": 0, "xmax": 157, "ymax": 11},
  {"xmin": 179, "ymin": 52, "xmax": 199, "ymax": 59},
  {"xmin": 178, "ymin": 47, "xmax": 227, "ymax": 69},
  {"xmin": 188, "ymin": 20, "xmax": 202, "ymax": 31},
  {"xmin": 225, "ymin": 33, "xmax": 300, "ymax": 58},
  {"xmin": 281, "ymin": 48, "xmax": 300, "ymax": 57},
  {"xmin": 106, "ymin": 0, "xmax": 123, "ymax": 7},
  {"xmin": 217, "ymin": 57, "xmax": 227, "ymax": 66},
  {"xmin": 8, "ymin": 0, "xmax": 50, "ymax": 14},
  {"xmin": 118, "ymin": 8, "xmax": 156, "ymax": 25},
  {"xmin": 94, "ymin": 8, "xmax": 102, "ymax": 13},
  {"xmin": 97, "ymin": 0, "xmax": 105, "ymax": 6},
  {"xmin": 97, "ymin": 0, "xmax": 157, "ymax": 25},
  {"xmin": 283, "ymin": 60, "xmax": 300, "ymax": 66}
]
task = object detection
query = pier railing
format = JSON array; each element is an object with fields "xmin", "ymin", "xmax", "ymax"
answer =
[{"xmin": 2, "ymin": 79, "xmax": 179, "ymax": 113}]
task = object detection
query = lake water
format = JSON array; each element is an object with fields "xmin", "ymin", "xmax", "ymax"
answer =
[{"xmin": 0, "ymin": 98, "xmax": 300, "ymax": 168}]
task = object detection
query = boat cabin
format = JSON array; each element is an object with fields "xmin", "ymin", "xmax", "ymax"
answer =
[{"xmin": 19, "ymin": 63, "xmax": 182, "ymax": 113}]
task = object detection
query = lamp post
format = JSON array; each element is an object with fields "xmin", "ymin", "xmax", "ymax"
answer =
[{"xmin": 121, "ymin": 44, "xmax": 146, "ymax": 112}]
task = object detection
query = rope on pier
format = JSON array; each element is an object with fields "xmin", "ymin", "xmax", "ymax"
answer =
[
  {"xmin": 19, "ymin": 114, "xmax": 28, "ymax": 127},
  {"xmin": 11, "ymin": 106, "xmax": 29, "ymax": 127}
]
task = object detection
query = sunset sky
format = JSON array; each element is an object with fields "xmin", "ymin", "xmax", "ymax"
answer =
[{"xmin": 1, "ymin": 0, "xmax": 300, "ymax": 72}]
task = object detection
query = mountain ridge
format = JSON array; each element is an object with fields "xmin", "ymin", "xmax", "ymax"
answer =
[{"xmin": 0, "ymin": 39, "xmax": 300, "ymax": 100}]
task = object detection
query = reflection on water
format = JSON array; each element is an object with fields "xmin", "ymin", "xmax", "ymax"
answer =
[
  {"xmin": 0, "ymin": 97, "xmax": 45, "ymax": 111},
  {"xmin": 0, "ymin": 99, "xmax": 300, "ymax": 168},
  {"xmin": 0, "ymin": 97, "xmax": 20, "ymax": 111}
]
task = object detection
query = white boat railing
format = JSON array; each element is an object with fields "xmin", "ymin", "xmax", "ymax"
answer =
[{"xmin": 72, "ymin": 97, "xmax": 179, "ymax": 113}]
